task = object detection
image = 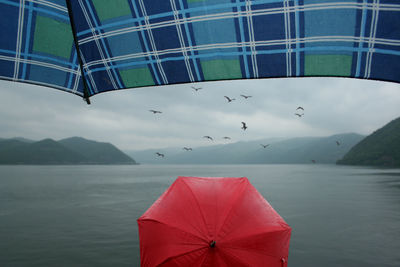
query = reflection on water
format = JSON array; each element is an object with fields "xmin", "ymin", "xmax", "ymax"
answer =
[{"xmin": 0, "ymin": 164, "xmax": 399, "ymax": 267}]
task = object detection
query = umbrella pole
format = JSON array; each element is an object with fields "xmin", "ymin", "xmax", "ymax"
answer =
[{"xmin": 65, "ymin": 0, "xmax": 91, "ymax": 105}]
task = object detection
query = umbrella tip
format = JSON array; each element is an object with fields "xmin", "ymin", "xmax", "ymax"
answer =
[
  {"xmin": 84, "ymin": 96, "xmax": 91, "ymax": 105},
  {"xmin": 209, "ymin": 240, "xmax": 216, "ymax": 248}
]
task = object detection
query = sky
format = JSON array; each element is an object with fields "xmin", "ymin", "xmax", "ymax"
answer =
[{"xmin": 0, "ymin": 77, "xmax": 399, "ymax": 151}]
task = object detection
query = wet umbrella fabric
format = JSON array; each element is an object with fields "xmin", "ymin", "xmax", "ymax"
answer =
[{"xmin": 137, "ymin": 176, "xmax": 291, "ymax": 266}]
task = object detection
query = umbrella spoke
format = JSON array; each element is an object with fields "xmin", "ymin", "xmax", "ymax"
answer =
[
  {"xmin": 138, "ymin": 218, "xmax": 208, "ymax": 243},
  {"xmin": 216, "ymin": 182, "xmax": 249, "ymax": 240},
  {"xmin": 158, "ymin": 247, "xmax": 208, "ymax": 267},
  {"xmin": 216, "ymin": 247, "xmax": 252, "ymax": 267},
  {"xmin": 180, "ymin": 179, "xmax": 210, "ymax": 238},
  {"xmin": 221, "ymin": 246, "xmax": 284, "ymax": 266},
  {"xmin": 138, "ymin": 177, "xmax": 291, "ymax": 266}
]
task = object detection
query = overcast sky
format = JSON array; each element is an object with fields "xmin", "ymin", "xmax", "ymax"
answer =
[{"xmin": 1, "ymin": 77, "xmax": 399, "ymax": 151}]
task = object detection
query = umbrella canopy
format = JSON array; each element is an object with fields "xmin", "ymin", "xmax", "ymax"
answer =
[
  {"xmin": 137, "ymin": 176, "xmax": 291, "ymax": 266},
  {"xmin": 0, "ymin": 1, "xmax": 400, "ymax": 103}
]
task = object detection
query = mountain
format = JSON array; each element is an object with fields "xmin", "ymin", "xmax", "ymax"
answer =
[
  {"xmin": 59, "ymin": 137, "xmax": 136, "ymax": 164},
  {"xmin": 337, "ymin": 117, "xmax": 400, "ymax": 167},
  {"xmin": 127, "ymin": 133, "xmax": 364, "ymax": 164},
  {"xmin": 10, "ymin": 137, "xmax": 35, "ymax": 143},
  {"xmin": 0, "ymin": 139, "xmax": 86, "ymax": 164},
  {"xmin": 0, "ymin": 137, "xmax": 137, "ymax": 165},
  {"xmin": 0, "ymin": 137, "xmax": 35, "ymax": 143}
]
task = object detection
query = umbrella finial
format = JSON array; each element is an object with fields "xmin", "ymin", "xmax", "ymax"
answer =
[{"xmin": 209, "ymin": 240, "xmax": 216, "ymax": 248}]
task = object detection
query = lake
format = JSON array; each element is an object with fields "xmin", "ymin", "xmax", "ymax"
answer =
[{"xmin": 0, "ymin": 164, "xmax": 399, "ymax": 266}]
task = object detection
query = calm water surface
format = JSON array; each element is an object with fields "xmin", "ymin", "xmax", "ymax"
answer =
[{"xmin": 0, "ymin": 164, "xmax": 399, "ymax": 266}]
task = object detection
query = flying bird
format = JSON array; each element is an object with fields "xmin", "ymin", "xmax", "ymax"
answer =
[
  {"xmin": 203, "ymin": 136, "xmax": 213, "ymax": 141},
  {"xmin": 241, "ymin": 122, "xmax": 247, "ymax": 130},
  {"xmin": 191, "ymin": 86, "xmax": 202, "ymax": 91},
  {"xmin": 240, "ymin": 95, "xmax": 252, "ymax": 99},
  {"xmin": 183, "ymin": 147, "xmax": 193, "ymax": 151},
  {"xmin": 260, "ymin": 144, "xmax": 269, "ymax": 148},
  {"xmin": 155, "ymin": 152, "xmax": 165, "ymax": 158},
  {"xmin": 336, "ymin": 141, "xmax": 341, "ymax": 146},
  {"xmin": 223, "ymin": 136, "xmax": 231, "ymax": 140},
  {"xmin": 224, "ymin": 96, "xmax": 235, "ymax": 102},
  {"xmin": 296, "ymin": 106, "xmax": 304, "ymax": 111},
  {"xmin": 149, "ymin": 110, "xmax": 162, "ymax": 114},
  {"xmin": 295, "ymin": 113, "xmax": 304, "ymax": 117}
]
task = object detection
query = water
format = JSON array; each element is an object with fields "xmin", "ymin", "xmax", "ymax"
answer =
[{"xmin": 0, "ymin": 164, "xmax": 399, "ymax": 267}]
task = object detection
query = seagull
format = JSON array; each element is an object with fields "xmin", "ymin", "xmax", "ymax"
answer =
[
  {"xmin": 192, "ymin": 88, "xmax": 202, "ymax": 92},
  {"xmin": 149, "ymin": 110, "xmax": 162, "ymax": 114},
  {"xmin": 240, "ymin": 95, "xmax": 252, "ymax": 99},
  {"xmin": 224, "ymin": 96, "xmax": 235, "ymax": 102},
  {"xmin": 223, "ymin": 136, "xmax": 231, "ymax": 140},
  {"xmin": 241, "ymin": 122, "xmax": 247, "ymax": 130},
  {"xmin": 260, "ymin": 144, "xmax": 269, "ymax": 148},
  {"xmin": 183, "ymin": 147, "xmax": 192, "ymax": 151},
  {"xmin": 203, "ymin": 136, "xmax": 213, "ymax": 141},
  {"xmin": 155, "ymin": 152, "xmax": 165, "ymax": 158},
  {"xmin": 295, "ymin": 113, "xmax": 304, "ymax": 117},
  {"xmin": 296, "ymin": 106, "xmax": 304, "ymax": 111},
  {"xmin": 336, "ymin": 141, "xmax": 341, "ymax": 146}
]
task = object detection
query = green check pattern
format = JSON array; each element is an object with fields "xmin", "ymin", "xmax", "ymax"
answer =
[{"xmin": 0, "ymin": 0, "xmax": 399, "ymax": 100}]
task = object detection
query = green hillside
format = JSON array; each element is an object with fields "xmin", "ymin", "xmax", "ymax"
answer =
[
  {"xmin": 59, "ymin": 137, "xmax": 135, "ymax": 164},
  {"xmin": 337, "ymin": 117, "xmax": 400, "ymax": 167},
  {"xmin": 0, "ymin": 137, "xmax": 137, "ymax": 165},
  {"xmin": 0, "ymin": 139, "xmax": 86, "ymax": 164}
]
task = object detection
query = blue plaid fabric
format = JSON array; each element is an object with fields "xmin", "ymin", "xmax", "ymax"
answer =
[
  {"xmin": 0, "ymin": 0, "xmax": 85, "ymax": 96},
  {"xmin": 1, "ymin": 0, "xmax": 399, "ymax": 100}
]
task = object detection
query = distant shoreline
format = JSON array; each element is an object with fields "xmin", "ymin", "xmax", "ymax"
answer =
[
  {"xmin": 0, "ymin": 162, "xmax": 139, "ymax": 166},
  {"xmin": 0, "ymin": 137, "xmax": 138, "ymax": 165}
]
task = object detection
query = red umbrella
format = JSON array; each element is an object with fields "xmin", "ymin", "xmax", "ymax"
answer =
[{"xmin": 137, "ymin": 177, "xmax": 291, "ymax": 266}]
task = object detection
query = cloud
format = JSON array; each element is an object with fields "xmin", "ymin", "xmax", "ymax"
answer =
[{"xmin": 0, "ymin": 78, "xmax": 399, "ymax": 150}]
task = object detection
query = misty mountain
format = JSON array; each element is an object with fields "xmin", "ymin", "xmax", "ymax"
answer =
[
  {"xmin": 0, "ymin": 137, "xmax": 35, "ymax": 143},
  {"xmin": 337, "ymin": 117, "xmax": 400, "ymax": 167},
  {"xmin": 0, "ymin": 139, "xmax": 86, "ymax": 164},
  {"xmin": 59, "ymin": 137, "xmax": 136, "ymax": 164},
  {"xmin": 0, "ymin": 137, "xmax": 136, "ymax": 165},
  {"xmin": 126, "ymin": 133, "xmax": 364, "ymax": 164}
]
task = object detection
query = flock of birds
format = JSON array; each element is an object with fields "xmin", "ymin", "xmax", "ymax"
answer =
[
  {"xmin": 295, "ymin": 106, "xmax": 304, "ymax": 117},
  {"xmin": 149, "ymin": 85, "xmax": 341, "ymax": 163}
]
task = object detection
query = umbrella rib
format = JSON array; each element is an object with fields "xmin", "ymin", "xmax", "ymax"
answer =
[
  {"xmin": 198, "ymin": 248, "xmax": 210, "ymax": 267},
  {"xmin": 222, "ymin": 246, "xmax": 283, "ymax": 266},
  {"xmin": 157, "ymin": 247, "xmax": 208, "ymax": 266},
  {"xmin": 220, "ymin": 229, "xmax": 291, "ymax": 258},
  {"xmin": 217, "ymin": 247, "xmax": 252, "ymax": 267},
  {"xmin": 221, "ymin": 244, "xmax": 285, "ymax": 260},
  {"xmin": 180, "ymin": 179, "xmax": 210, "ymax": 238},
  {"xmin": 222, "ymin": 227, "xmax": 290, "ymax": 243},
  {"xmin": 65, "ymin": 0, "xmax": 91, "ymax": 104},
  {"xmin": 219, "ymin": 229, "xmax": 287, "ymax": 259},
  {"xmin": 216, "ymin": 181, "xmax": 249, "ymax": 239},
  {"xmin": 138, "ymin": 218, "xmax": 208, "ymax": 243}
]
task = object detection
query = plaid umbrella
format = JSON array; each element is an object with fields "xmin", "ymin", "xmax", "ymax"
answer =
[
  {"xmin": 137, "ymin": 176, "xmax": 291, "ymax": 266},
  {"xmin": 1, "ymin": 0, "xmax": 399, "ymax": 103}
]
